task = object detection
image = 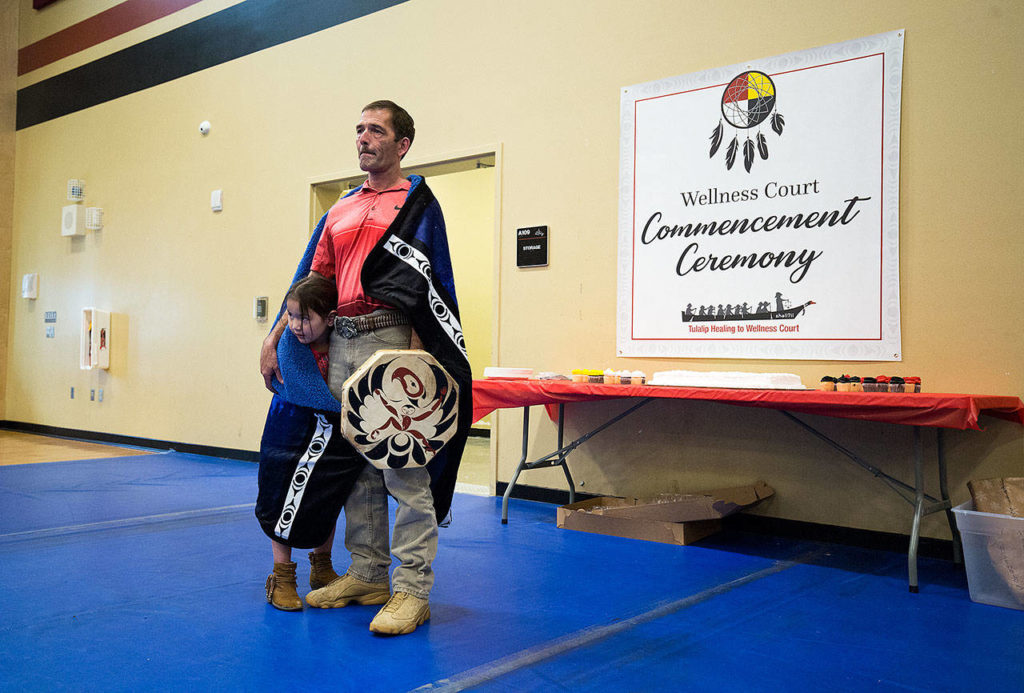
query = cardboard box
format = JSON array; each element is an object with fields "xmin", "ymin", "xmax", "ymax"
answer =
[{"xmin": 556, "ymin": 481, "xmax": 774, "ymax": 546}]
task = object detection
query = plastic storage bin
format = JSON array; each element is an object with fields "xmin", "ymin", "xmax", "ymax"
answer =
[{"xmin": 952, "ymin": 501, "xmax": 1024, "ymax": 611}]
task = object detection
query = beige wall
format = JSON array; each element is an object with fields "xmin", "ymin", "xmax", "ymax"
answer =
[{"xmin": 6, "ymin": 0, "xmax": 1022, "ymax": 538}]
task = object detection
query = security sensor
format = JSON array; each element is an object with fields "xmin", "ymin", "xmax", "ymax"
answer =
[{"xmin": 199, "ymin": 120, "xmax": 211, "ymax": 136}]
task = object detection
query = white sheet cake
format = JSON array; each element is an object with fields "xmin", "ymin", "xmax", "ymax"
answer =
[{"xmin": 649, "ymin": 370, "xmax": 805, "ymax": 390}]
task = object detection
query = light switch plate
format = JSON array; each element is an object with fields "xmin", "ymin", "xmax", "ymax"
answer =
[{"xmin": 254, "ymin": 296, "xmax": 269, "ymax": 321}]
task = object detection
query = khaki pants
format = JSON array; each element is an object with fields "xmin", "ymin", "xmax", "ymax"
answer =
[{"xmin": 326, "ymin": 318, "xmax": 438, "ymax": 599}]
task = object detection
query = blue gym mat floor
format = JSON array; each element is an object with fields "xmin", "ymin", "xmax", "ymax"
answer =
[{"xmin": 1, "ymin": 450, "xmax": 1022, "ymax": 692}]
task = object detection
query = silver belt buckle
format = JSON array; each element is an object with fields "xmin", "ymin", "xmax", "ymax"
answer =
[{"xmin": 336, "ymin": 316, "xmax": 359, "ymax": 339}]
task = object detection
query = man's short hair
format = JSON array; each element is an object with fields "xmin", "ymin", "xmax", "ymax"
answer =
[{"xmin": 363, "ymin": 100, "xmax": 415, "ymax": 146}]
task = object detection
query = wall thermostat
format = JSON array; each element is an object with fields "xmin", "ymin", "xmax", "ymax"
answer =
[{"xmin": 22, "ymin": 273, "xmax": 38, "ymax": 299}]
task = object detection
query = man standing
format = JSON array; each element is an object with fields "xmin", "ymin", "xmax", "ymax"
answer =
[{"xmin": 260, "ymin": 100, "xmax": 471, "ymax": 635}]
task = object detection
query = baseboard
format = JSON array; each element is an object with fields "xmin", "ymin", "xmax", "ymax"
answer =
[
  {"xmin": 726, "ymin": 513, "xmax": 956, "ymax": 561},
  {"xmin": 0, "ymin": 420, "xmax": 259, "ymax": 462},
  {"xmin": 496, "ymin": 481, "xmax": 599, "ymax": 507},
  {"xmin": 496, "ymin": 481, "xmax": 956, "ymax": 560}
]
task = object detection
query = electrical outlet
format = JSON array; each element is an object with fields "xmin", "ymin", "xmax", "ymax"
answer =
[
  {"xmin": 46, "ymin": 326, "xmax": 55, "ymax": 338},
  {"xmin": 90, "ymin": 389, "xmax": 95, "ymax": 401},
  {"xmin": 98, "ymin": 389, "xmax": 104, "ymax": 402},
  {"xmin": 70, "ymin": 387, "xmax": 75, "ymax": 399}
]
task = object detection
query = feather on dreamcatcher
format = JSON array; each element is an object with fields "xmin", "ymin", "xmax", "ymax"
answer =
[{"xmin": 709, "ymin": 71, "xmax": 785, "ymax": 173}]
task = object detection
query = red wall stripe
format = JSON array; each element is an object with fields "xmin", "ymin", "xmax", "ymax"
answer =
[{"xmin": 19, "ymin": 0, "xmax": 204, "ymax": 76}]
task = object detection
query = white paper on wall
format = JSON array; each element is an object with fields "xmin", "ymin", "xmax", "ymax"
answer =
[{"xmin": 618, "ymin": 30, "xmax": 904, "ymax": 361}]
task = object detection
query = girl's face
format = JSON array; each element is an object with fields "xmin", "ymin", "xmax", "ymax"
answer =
[{"xmin": 285, "ymin": 298, "xmax": 331, "ymax": 346}]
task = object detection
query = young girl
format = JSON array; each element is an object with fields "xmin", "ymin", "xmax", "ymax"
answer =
[
  {"xmin": 256, "ymin": 275, "xmax": 359, "ymax": 611},
  {"xmin": 282, "ymin": 275, "xmax": 335, "ymax": 384}
]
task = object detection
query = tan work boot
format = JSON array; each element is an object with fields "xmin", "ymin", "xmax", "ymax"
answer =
[
  {"xmin": 265, "ymin": 561, "xmax": 302, "ymax": 611},
  {"xmin": 369, "ymin": 592, "xmax": 430, "ymax": 636},
  {"xmin": 308, "ymin": 551, "xmax": 340, "ymax": 590},
  {"xmin": 305, "ymin": 572, "xmax": 390, "ymax": 608}
]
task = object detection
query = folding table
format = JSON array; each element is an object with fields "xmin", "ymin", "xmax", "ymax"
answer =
[{"xmin": 472, "ymin": 378, "xmax": 1024, "ymax": 592}]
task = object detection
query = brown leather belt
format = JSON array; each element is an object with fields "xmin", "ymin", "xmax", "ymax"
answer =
[{"xmin": 333, "ymin": 310, "xmax": 409, "ymax": 339}]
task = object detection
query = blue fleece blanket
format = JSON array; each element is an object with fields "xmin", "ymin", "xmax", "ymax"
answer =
[{"xmin": 272, "ymin": 211, "xmax": 340, "ymax": 412}]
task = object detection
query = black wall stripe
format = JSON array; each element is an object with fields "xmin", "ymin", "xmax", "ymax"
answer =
[{"xmin": 16, "ymin": 0, "xmax": 409, "ymax": 130}]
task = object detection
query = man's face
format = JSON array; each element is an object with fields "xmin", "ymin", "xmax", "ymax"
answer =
[{"xmin": 355, "ymin": 108, "xmax": 409, "ymax": 175}]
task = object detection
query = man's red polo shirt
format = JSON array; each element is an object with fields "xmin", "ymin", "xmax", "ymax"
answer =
[{"xmin": 311, "ymin": 178, "xmax": 410, "ymax": 317}]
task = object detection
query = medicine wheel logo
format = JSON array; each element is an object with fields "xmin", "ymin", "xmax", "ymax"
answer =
[{"xmin": 709, "ymin": 70, "xmax": 786, "ymax": 173}]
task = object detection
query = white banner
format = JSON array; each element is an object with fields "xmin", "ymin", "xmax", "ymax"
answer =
[{"xmin": 618, "ymin": 31, "xmax": 904, "ymax": 360}]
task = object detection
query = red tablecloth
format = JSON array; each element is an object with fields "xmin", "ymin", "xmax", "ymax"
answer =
[{"xmin": 472, "ymin": 379, "xmax": 1024, "ymax": 431}]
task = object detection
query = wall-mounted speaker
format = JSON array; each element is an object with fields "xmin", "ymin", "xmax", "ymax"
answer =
[{"xmin": 62, "ymin": 205, "xmax": 85, "ymax": 236}]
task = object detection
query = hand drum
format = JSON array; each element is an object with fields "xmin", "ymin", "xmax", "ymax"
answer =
[{"xmin": 340, "ymin": 349, "xmax": 460, "ymax": 469}]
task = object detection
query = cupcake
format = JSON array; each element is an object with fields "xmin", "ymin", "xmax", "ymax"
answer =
[
  {"xmin": 861, "ymin": 376, "xmax": 878, "ymax": 392},
  {"xmin": 587, "ymin": 369, "xmax": 604, "ymax": 384},
  {"xmin": 571, "ymin": 369, "xmax": 586, "ymax": 383},
  {"xmin": 837, "ymin": 375, "xmax": 852, "ymax": 392},
  {"xmin": 819, "ymin": 376, "xmax": 837, "ymax": 392},
  {"xmin": 603, "ymin": 368, "xmax": 618, "ymax": 384},
  {"xmin": 849, "ymin": 376, "xmax": 863, "ymax": 392},
  {"xmin": 875, "ymin": 375, "xmax": 890, "ymax": 392},
  {"xmin": 631, "ymin": 370, "xmax": 646, "ymax": 385},
  {"xmin": 889, "ymin": 376, "xmax": 906, "ymax": 393},
  {"xmin": 905, "ymin": 376, "xmax": 921, "ymax": 393}
]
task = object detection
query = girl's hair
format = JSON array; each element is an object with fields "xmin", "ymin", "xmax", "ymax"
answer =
[{"xmin": 285, "ymin": 275, "xmax": 337, "ymax": 319}]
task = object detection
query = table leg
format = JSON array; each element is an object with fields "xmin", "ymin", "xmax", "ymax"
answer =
[
  {"xmin": 937, "ymin": 429, "xmax": 963, "ymax": 564},
  {"xmin": 782, "ymin": 412, "xmax": 953, "ymax": 593},
  {"xmin": 556, "ymin": 404, "xmax": 576, "ymax": 506},
  {"xmin": 500, "ymin": 399, "xmax": 653, "ymax": 523},
  {"xmin": 908, "ymin": 427, "xmax": 924, "ymax": 593},
  {"xmin": 501, "ymin": 406, "xmax": 530, "ymax": 525}
]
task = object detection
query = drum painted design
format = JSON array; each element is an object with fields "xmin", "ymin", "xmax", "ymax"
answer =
[{"xmin": 342, "ymin": 350, "xmax": 460, "ymax": 469}]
